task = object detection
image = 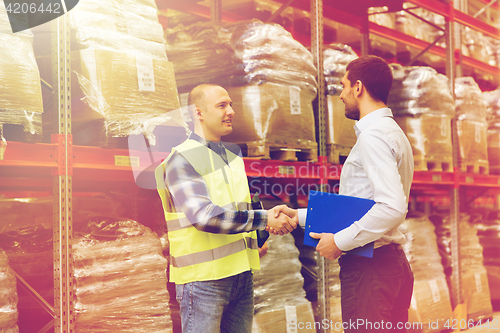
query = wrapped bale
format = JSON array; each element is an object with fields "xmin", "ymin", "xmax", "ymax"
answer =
[
  {"xmin": 0, "ymin": 224, "xmax": 53, "ymax": 333},
  {"xmin": 483, "ymin": 88, "xmax": 500, "ymax": 174},
  {"xmin": 0, "ymin": 249, "xmax": 19, "ymax": 333},
  {"xmin": 388, "ymin": 66, "xmax": 455, "ymax": 172},
  {"xmin": 253, "ymin": 234, "xmax": 315, "ymax": 333},
  {"xmin": 367, "ymin": 8, "xmax": 397, "ymax": 58},
  {"xmin": 166, "ymin": 19, "xmax": 317, "ymax": 96},
  {"xmin": 0, "ymin": 0, "xmax": 43, "ymax": 142},
  {"xmin": 73, "ymin": 218, "xmax": 172, "ymax": 333},
  {"xmin": 223, "ymin": 83, "xmax": 317, "ymax": 160},
  {"xmin": 433, "ymin": 214, "xmax": 493, "ymax": 322},
  {"xmin": 327, "ymin": 259, "xmax": 343, "ymax": 333},
  {"xmin": 400, "ymin": 216, "xmax": 453, "ymax": 333},
  {"xmin": 35, "ymin": 0, "xmax": 184, "ymax": 144},
  {"xmin": 472, "ymin": 214, "xmax": 500, "ymax": 301},
  {"xmin": 323, "ymin": 44, "xmax": 357, "ymax": 158},
  {"xmin": 455, "ymin": 77, "xmax": 489, "ymax": 174}
]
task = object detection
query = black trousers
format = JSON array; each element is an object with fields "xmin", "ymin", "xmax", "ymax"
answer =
[{"xmin": 339, "ymin": 244, "xmax": 414, "ymax": 333}]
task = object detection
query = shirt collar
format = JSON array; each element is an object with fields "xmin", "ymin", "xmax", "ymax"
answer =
[
  {"xmin": 188, "ymin": 131, "xmax": 226, "ymax": 156},
  {"xmin": 354, "ymin": 107, "xmax": 393, "ymax": 137}
]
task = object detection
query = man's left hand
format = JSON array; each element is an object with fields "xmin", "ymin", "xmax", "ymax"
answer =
[{"xmin": 309, "ymin": 232, "xmax": 342, "ymax": 260}]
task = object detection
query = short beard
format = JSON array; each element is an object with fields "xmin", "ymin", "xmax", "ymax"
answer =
[{"xmin": 345, "ymin": 106, "xmax": 360, "ymax": 121}]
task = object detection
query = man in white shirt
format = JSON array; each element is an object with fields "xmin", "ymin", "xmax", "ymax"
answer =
[{"xmin": 275, "ymin": 55, "xmax": 414, "ymax": 332}]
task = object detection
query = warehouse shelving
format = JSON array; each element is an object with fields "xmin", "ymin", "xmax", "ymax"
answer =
[{"xmin": 1, "ymin": 0, "xmax": 500, "ymax": 332}]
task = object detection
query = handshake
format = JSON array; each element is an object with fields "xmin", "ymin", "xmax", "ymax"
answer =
[{"xmin": 265, "ymin": 205, "xmax": 299, "ymax": 235}]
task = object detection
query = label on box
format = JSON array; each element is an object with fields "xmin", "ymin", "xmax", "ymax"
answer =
[
  {"xmin": 179, "ymin": 93, "xmax": 192, "ymax": 123},
  {"xmin": 115, "ymin": 155, "xmax": 140, "ymax": 167},
  {"xmin": 136, "ymin": 55, "xmax": 155, "ymax": 92},
  {"xmin": 289, "ymin": 86, "xmax": 301, "ymax": 115},
  {"xmin": 475, "ymin": 123, "xmax": 481, "ymax": 143},
  {"xmin": 429, "ymin": 279, "xmax": 441, "ymax": 303},
  {"xmin": 285, "ymin": 305, "xmax": 298, "ymax": 333},
  {"xmin": 475, "ymin": 272, "xmax": 482, "ymax": 293}
]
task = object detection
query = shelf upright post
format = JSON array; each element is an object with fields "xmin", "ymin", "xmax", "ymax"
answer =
[
  {"xmin": 361, "ymin": 14, "xmax": 370, "ymax": 56},
  {"xmin": 445, "ymin": 0, "xmax": 463, "ymax": 310},
  {"xmin": 51, "ymin": 13, "xmax": 74, "ymax": 333},
  {"xmin": 311, "ymin": 0, "xmax": 330, "ymax": 331},
  {"xmin": 210, "ymin": 0, "xmax": 222, "ymax": 22}
]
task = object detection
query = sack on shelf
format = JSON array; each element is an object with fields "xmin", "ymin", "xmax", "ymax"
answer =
[
  {"xmin": 433, "ymin": 213, "xmax": 494, "ymax": 322},
  {"xmin": 222, "ymin": 83, "xmax": 316, "ymax": 153},
  {"xmin": 401, "ymin": 216, "xmax": 453, "ymax": 333},
  {"xmin": 483, "ymin": 88, "xmax": 500, "ymax": 174},
  {"xmin": 0, "ymin": 249, "xmax": 19, "ymax": 333},
  {"xmin": 0, "ymin": 1, "xmax": 43, "ymax": 140},
  {"xmin": 253, "ymin": 234, "xmax": 315, "ymax": 333},
  {"xmin": 455, "ymin": 77, "xmax": 489, "ymax": 173},
  {"xmin": 388, "ymin": 66, "xmax": 455, "ymax": 171},
  {"xmin": 166, "ymin": 19, "xmax": 318, "ymax": 96},
  {"xmin": 323, "ymin": 44, "xmax": 357, "ymax": 149},
  {"xmin": 73, "ymin": 217, "xmax": 172, "ymax": 333}
]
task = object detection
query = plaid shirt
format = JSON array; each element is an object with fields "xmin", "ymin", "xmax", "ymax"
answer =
[{"xmin": 164, "ymin": 132, "xmax": 268, "ymax": 234}]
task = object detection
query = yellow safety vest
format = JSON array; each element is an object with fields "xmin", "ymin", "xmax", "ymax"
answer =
[{"xmin": 155, "ymin": 139, "xmax": 260, "ymax": 284}]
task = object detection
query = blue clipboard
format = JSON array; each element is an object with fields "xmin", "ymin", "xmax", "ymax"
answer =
[{"xmin": 304, "ymin": 190, "xmax": 375, "ymax": 258}]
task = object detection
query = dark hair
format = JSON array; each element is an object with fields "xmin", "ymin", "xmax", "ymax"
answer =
[{"xmin": 346, "ymin": 55, "xmax": 393, "ymax": 104}]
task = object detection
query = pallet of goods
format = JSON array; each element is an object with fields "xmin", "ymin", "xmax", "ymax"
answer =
[
  {"xmin": 253, "ymin": 234, "xmax": 315, "ymax": 333},
  {"xmin": 388, "ymin": 66, "xmax": 455, "ymax": 172},
  {"xmin": 483, "ymin": 88, "xmax": 500, "ymax": 175},
  {"xmin": 401, "ymin": 216, "xmax": 454, "ymax": 333},
  {"xmin": 455, "ymin": 77, "xmax": 489, "ymax": 175},
  {"xmin": 168, "ymin": 20, "xmax": 318, "ymax": 162},
  {"xmin": 36, "ymin": 0, "xmax": 185, "ymax": 148},
  {"xmin": 323, "ymin": 44, "xmax": 358, "ymax": 164},
  {"xmin": 0, "ymin": 0, "xmax": 43, "ymax": 143}
]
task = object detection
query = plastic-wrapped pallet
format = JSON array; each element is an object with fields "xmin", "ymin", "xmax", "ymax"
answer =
[
  {"xmin": 400, "ymin": 216, "xmax": 453, "ymax": 333},
  {"xmin": 253, "ymin": 234, "xmax": 315, "ymax": 333},
  {"xmin": 166, "ymin": 19, "xmax": 317, "ymax": 96},
  {"xmin": 483, "ymin": 88, "xmax": 500, "ymax": 174},
  {"xmin": 0, "ymin": 0, "xmax": 43, "ymax": 142},
  {"xmin": 327, "ymin": 259, "xmax": 343, "ymax": 333},
  {"xmin": 367, "ymin": 8, "xmax": 397, "ymax": 58},
  {"xmin": 35, "ymin": 0, "xmax": 184, "ymax": 145},
  {"xmin": 223, "ymin": 83, "xmax": 317, "ymax": 159},
  {"xmin": 388, "ymin": 66, "xmax": 455, "ymax": 172},
  {"xmin": 323, "ymin": 44, "xmax": 358, "ymax": 151},
  {"xmin": 0, "ymin": 249, "xmax": 19, "ymax": 333},
  {"xmin": 432, "ymin": 214, "xmax": 493, "ymax": 322},
  {"xmin": 455, "ymin": 77, "xmax": 489, "ymax": 174},
  {"xmin": 472, "ymin": 212, "xmax": 500, "ymax": 301},
  {"xmin": 73, "ymin": 217, "xmax": 172, "ymax": 333}
]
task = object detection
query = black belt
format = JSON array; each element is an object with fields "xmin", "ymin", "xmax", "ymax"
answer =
[{"xmin": 374, "ymin": 243, "xmax": 403, "ymax": 252}]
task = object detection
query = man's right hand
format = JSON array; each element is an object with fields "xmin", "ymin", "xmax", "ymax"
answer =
[{"xmin": 266, "ymin": 206, "xmax": 298, "ymax": 235}]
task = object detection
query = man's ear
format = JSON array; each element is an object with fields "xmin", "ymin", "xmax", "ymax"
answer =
[
  {"xmin": 354, "ymin": 80, "xmax": 363, "ymax": 97},
  {"xmin": 195, "ymin": 107, "xmax": 203, "ymax": 121}
]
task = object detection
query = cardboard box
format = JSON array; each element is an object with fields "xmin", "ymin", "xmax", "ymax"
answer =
[{"xmin": 326, "ymin": 95, "xmax": 356, "ymax": 147}]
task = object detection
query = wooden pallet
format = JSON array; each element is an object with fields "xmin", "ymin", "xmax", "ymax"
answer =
[
  {"xmin": 414, "ymin": 156, "xmax": 453, "ymax": 173},
  {"xmin": 326, "ymin": 144, "xmax": 352, "ymax": 165},
  {"xmin": 459, "ymin": 160, "xmax": 489, "ymax": 175},
  {"xmin": 238, "ymin": 142, "xmax": 318, "ymax": 162}
]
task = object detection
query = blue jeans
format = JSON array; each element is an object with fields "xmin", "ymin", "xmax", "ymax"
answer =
[
  {"xmin": 175, "ymin": 271, "xmax": 254, "ymax": 333},
  {"xmin": 339, "ymin": 244, "xmax": 414, "ymax": 333}
]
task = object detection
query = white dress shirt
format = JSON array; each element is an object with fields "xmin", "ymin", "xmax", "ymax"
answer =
[{"xmin": 299, "ymin": 108, "xmax": 414, "ymax": 251}]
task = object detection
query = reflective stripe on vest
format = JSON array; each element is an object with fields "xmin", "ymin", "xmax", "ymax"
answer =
[
  {"xmin": 166, "ymin": 202, "xmax": 251, "ymax": 232},
  {"xmin": 171, "ymin": 237, "xmax": 259, "ymax": 268}
]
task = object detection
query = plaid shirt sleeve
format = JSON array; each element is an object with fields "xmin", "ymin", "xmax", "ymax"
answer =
[{"xmin": 164, "ymin": 151, "xmax": 268, "ymax": 234}]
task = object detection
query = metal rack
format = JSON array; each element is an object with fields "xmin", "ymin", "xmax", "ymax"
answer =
[{"xmin": 0, "ymin": 0, "xmax": 499, "ymax": 331}]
